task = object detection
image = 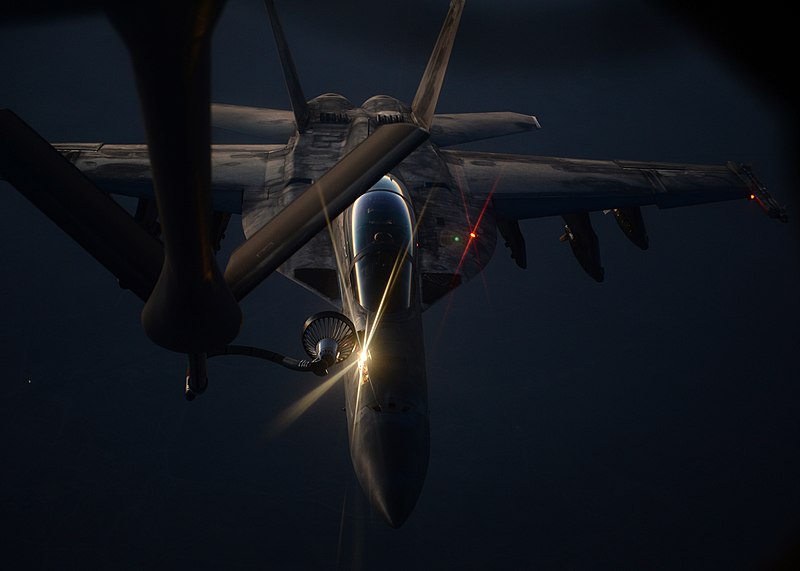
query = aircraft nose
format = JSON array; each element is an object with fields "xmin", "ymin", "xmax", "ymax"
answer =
[
  {"xmin": 374, "ymin": 478, "xmax": 417, "ymax": 529},
  {"xmin": 353, "ymin": 407, "xmax": 429, "ymax": 528}
]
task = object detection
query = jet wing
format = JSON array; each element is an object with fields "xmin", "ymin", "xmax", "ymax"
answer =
[
  {"xmin": 441, "ymin": 150, "xmax": 773, "ymax": 219},
  {"xmin": 440, "ymin": 149, "xmax": 784, "ymax": 282},
  {"xmin": 430, "ymin": 112, "xmax": 540, "ymax": 147},
  {"xmin": 54, "ymin": 143, "xmax": 286, "ymax": 214},
  {"xmin": 210, "ymin": 105, "xmax": 542, "ymax": 147},
  {"xmin": 211, "ymin": 103, "xmax": 297, "ymax": 141}
]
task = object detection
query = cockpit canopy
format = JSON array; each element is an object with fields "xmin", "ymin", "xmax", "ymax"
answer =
[{"xmin": 350, "ymin": 176, "xmax": 415, "ymax": 313}]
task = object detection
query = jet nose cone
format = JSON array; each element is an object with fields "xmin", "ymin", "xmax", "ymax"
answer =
[
  {"xmin": 372, "ymin": 471, "xmax": 422, "ymax": 528},
  {"xmin": 352, "ymin": 408, "xmax": 429, "ymax": 528}
]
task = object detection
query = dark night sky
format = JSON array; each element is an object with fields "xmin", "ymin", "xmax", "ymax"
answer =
[{"xmin": 1, "ymin": 1, "xmax": 799, "ymax": 569}]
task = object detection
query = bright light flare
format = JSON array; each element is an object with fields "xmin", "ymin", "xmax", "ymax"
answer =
[
  {"xmin": 453, "ymin": 183, "xmax": 495, "ymax": 277},
  {"xmin": 266, "ymin": 361, "xmax": 357, "ymax": 439},
  {"xmin": 436, "ymin": 172, "xmax": 502, "ymax": 352},
  {"xmin": 358, "ymin": 349, "xmax": 370, "ymax": 369}
]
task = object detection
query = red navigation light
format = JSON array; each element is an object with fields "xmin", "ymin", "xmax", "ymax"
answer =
[{"xmin": 469, "ymin": 231, "xmax": 477, "ymax": 239}]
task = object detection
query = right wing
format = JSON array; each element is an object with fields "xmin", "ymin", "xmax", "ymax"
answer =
[
  {"xmin": 442, "ymin": 149, "xmax": 785, "ymax": 281},
  {"xmin": 442, "ymin": 150, "xmax": 782, "ymax": 219}
]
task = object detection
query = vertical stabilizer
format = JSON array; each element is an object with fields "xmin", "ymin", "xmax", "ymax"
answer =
[
  {"xmin": 264, "ymin": 0, "xmax": 310, "ymax": 132},
  {"xmin": 411, "ymin": 0, "xmax": 465, "ymax": 129}
]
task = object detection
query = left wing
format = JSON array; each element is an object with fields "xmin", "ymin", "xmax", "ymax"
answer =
[{"xmin": 54, "ymin": 143, "xmax": 286, "ymax": 214}]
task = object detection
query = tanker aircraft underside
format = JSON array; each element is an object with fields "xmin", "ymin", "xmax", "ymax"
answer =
[{"xmin": 0, "ymin": 0, "xmax": 786, "ymax": 527}]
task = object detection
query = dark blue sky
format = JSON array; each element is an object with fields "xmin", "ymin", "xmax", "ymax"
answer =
[{"xmin": 1, "ymin": 1, "xmax": 798, "ymax": 569}]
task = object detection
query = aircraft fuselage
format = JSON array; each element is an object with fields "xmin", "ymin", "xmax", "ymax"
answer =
[
  {"xmin": 256, "ymin": 93, "xmax": 496, "ymax": 526},
  {"xmin": 335, "ymin": 173, "xmax": 430, "ymax": 528}
]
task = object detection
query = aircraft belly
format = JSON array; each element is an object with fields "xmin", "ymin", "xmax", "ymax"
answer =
[
  {"xmin": 241, "ymin": 124, "xmax": 351, "ymax": 238},
  {"xmin": 275, "ymin": 232, "xmax": 340, "ymax": 305},
  {"xmin": 241, "ymin": 149, "xmax": 290, "ymax": 238},
  {"xmin": 240, "ymin": 124, "xmax": 354, "ymax": 303},
  {"xmin": 209, "ymin": 147, "xmax": 278, "ymax": 213}
]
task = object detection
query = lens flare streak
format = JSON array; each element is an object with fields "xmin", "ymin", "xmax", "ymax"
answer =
[
  {"xmin": 452, "ymin": 172, "xmax": 499, "ymax": 276},
  {"xmin": 266, "ymin": 361, "xmax": 357, "ymax": 438},
  {"xmin": 320, "ymin": 191, "xmax": 358, "ymax": 320},
  {"xmin": 436, "ymin": 172, "xmax": 502, "ymax": 351},
  {"xmin": 361, "ymin": 191, "xmax": 432, "ymax": 356}
]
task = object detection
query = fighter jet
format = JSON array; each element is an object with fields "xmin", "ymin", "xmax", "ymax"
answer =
[{"xmin": 0, "ymin": 0, "xmax": 786, "ymax": 528}]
